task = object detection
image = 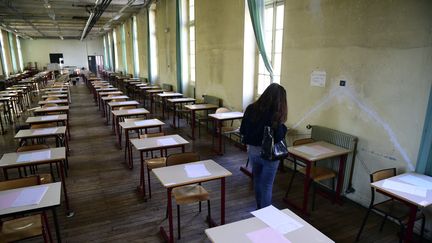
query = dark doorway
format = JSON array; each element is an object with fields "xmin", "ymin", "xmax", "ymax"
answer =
[
  {"xmin": 49, "ymin": 53, "xmax": 63, "ymax": 64},
  {"xmin": 88, "ymin": 56, "xmax": 97, "ymax": 73}
]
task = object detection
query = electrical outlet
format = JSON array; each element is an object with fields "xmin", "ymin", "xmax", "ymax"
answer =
[{"xmin": 339, "ymin": 80, "xmax": 346, "ymax": 86}]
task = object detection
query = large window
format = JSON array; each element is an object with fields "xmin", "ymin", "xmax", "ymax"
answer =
[
  {"xmin": 121, "ymin": 24, "xmax": 128, "ymax": 73},
  {"xmin": 257, "ymin": 0, "xmax": 284, "ymax": 94},
  {"xmin": 148, "ymin": 5, "xmax": 158, "ymax": 82},
  {"xmin": 188, "ymin": 0, "xmax": 195, "ymax": 84},
  {"xmin": 132, "ymin": 16, "xmax": 140, "ymax": 77},
  {"xmin": 108, "ymin": 33, "xmax": 114, "ymax": 71},
  {"xmin": 103, "ymin": 35, "xmax": 110, "ymax": 70},
  {"xmin": 0, "ymin": 31, "xmax": 9, "ymax": 77},
  {"xmin": 113, "ymin": 30, "xmax": 119, "ymax": 71},
  {"xmin": 8, "ymin": 33, "xmax": 17, "ymax": 73},
  {"xmin": 16, "ymin": 36, "xmax": 23, "ymax": 71}
]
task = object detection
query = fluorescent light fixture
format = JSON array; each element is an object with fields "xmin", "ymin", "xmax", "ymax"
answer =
[
  {"xmin": 113, "ymin": 14, "xmax": 122, "ymax": 21},
  {"xmin": 59, "ymin": 36, "xmax": 64, "ymax": 40},
  {"xmin": 44, "ymin": 3, "xmax": 51, "ymax": 8}
]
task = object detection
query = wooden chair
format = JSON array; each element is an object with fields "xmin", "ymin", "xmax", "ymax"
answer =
[
  {"xmin": 211, "ymin": 107, "xmax": 240, "ymax": 148},
  {"xmin": 197, "ymin": 95, "xmax": 221, "ymax": 137},
  {"xmin": 284, "ymin": 138, "xmax": 336, "ymax": 210},
  {"xmin": 16, "ymin": 144, "xmax": 55, "ymax": 183},
  {"xmin": 140, "ymin": 132, "xmax": 166, "ymax": 198},
  {"xmin": 0, "ymin": 176, "xmax": 53, "ymax": 243},
  {"xmin": 44, "ymin": 97, "xmax": 58, "ymax": 101},
  {"xmin": 356, "ymin": 168, "xmax": 425, "ymax": 242},
  {"xmin": 165, "ymin": 152, "xmax": 210, "ymax": 239}
]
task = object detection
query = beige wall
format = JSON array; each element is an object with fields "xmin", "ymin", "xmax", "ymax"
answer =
[
  {"xmin": 124, "ymin": 18, "xmax": 134, "ymax": 76},
  {"xmin": 136, "ymin": 9, "xmax": 149, "ymax": 79},
  {"xmin": 1, "ymin": 30, "xmax": 13, "ymax": 76},
  {"xmin": 281, "ymin": 0, "xmax": 432, "ymax": 206},
  {"xmin": 21, "ymin": 38, "xmax": 103, "ymax": 70},
  {"xmin": 195, "ymin": 0, "xmax": 245, "ymax": 110}
]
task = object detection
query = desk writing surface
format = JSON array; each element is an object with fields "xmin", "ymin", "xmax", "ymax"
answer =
[
  {"xmin": 157, "ymin": 92, "xmax": 183, "ymax": 98},
  {"xmin": 185, "ymin": 104, "xmax": 218, "ymax": 110},
  {"xmin": 99, "ymin": 91, "xmax": 123, "ymax": 96},
  {"xmin": 26, "ymin": 114, "xmax": 67, "ymax": 123},
  {"xmin": 372, "ymin": 172, "xmax": 432, "ymax": 207},
  {"xmin": 34, "ymin": 106, "xmax": 69, "ymax": 113},
  {"xmin": 42, "ymin": 94, "xmax": 68, "ymax": 99},
  {"xmin": 108, "ymin": 100, "xmax": 139, "ymax": 107},
  {"xmin": 139, "ymin": 85, "xmax": 160, "ymax": 90},
  {"xmin": 97, "ymin": 88, "xmax": 118, "ymax": 92},
  {"xmin": 153, "ymin": 159, "xmax": 232, "ymax": 188},
  {"xmin": 0, "ymin": 147, "xmax": 66, "ymax": 167},
  {"xmin": 130, "ymin": 134, "xmax": 188, "ymax": 151},
  {"xmin": 120, "ymin": 118, "xmax": 164, "ymax": 129},
  {"xmin": 38, "ymin": 99, "xmax": 69, "ymax": 105},
  {"xmin": 0, "ymin": 183, "xmax": 61, "ymax": 217},
  {"xmin": 146, "ymin": 89, "xmax": 164, "ymax": 93},
  {"xmin": 209, "ymin": 111, "xmax": 244, "ymax": 120},
  {"xmin": 167, "ymin": 97, "xmax": 196, "ymax": 103},
  {"xmin": 205, "ymin": 208, "xmax": 334, "ymax": 243},
  {"xmin": 112, "ymin": 108, "xmax": 149, "ymax": 116},
  {"xmin": 288, "ymin": 141, "xmax": 351, "ymax": 162},
  {"xmin": 14, "ymin": 126, "xmax": 66, "ymax": 139},
  {"xmin": 101, "ymin": 95, "xmax": 129, "ymax": 101}
]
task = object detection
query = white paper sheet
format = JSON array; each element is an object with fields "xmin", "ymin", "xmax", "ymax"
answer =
[
  {"xmin": 157, "ymin": 138, "xmax": 177, "ymax": 146},
  {"xmin": 134, "ymin": 121, "xmax": 150, "ymax": 126},
  {"xmin": 11, "ymin": 186, "xmax": 49, "ymax": 207},
  {"xmin": 251, "ymin": 205, "xmax": 303, "ymax": 234},
  {"xmin": 127, "ymin": 109, "xmax": 138, "ymax": 114},
  {"xmin": 246, "ymin": 227, "xmax": 291, "ymax": 243},
  {"xmin": 41, "ymin": 115, "xmax": 59, "ymax": 120},
  {"xmin": 294, "ymin": 145, "xmax": 333, "ymax": 157},
  {"xmin": 310, "ymin": 70, "xmax": 326, "ymax": 87},
  {"xmin": 398, "ymin": 174, "xmax": 432, "ymax": 189},
  {"xmin": 184, "ymin": 164, "xmax": 211, "ymax": 178},
  {"xmin": 32, "ymin": 128, "xmax": 58, "ymax": 135},
  {"xmin": 382, "ymin": 180, "xmax": 427, "ymax": 198},
  {"xmin": 17, "ymin": 150, "xmax": 51, "ymax": 162}
]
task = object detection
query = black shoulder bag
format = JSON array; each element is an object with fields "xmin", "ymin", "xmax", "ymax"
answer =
[{"xmin": 260, "ymin": 126, "xmax": 288, "ymax": 161}]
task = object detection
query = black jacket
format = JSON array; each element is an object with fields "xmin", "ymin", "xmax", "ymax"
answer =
[{"xmin": 240, "ymin": 104, "xmax": 287, "ymax": 146}]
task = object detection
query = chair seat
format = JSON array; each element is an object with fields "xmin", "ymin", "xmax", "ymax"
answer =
[
  {"xmin": 374, "ymin": 200, "xmax": 424, "ymax": 223},
  {"xmin": 0, "ymin": 215, "xmax": 43, "ymax": 243},
  {"xmin": 173, "ymin": 184, "xmax": 209, "ymax": 205},
  {"xmin": 146, "ymin": 157, "xmax": 166, "ymax": 170},
  {"xmin": 298, "ymin": 167, "xmax": 336, "ymax": 181}
]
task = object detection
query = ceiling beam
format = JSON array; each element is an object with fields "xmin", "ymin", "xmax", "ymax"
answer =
[{"xmin": 0, "ymin": 0, "xmax": 45, "ymax": 37}]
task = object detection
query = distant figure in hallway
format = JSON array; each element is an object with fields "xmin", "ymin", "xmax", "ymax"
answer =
[{"xmin": 240, "ymin": 83, "xmax": 288, "ymax": 209}]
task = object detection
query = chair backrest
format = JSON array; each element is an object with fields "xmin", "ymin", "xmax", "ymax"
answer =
[
  {"xmin": 124, "ymin": 118, "xmax": 144, "ymax": 123},
  {"xmin": 370, "ymin": 168, "xmax": 396, "ymax": 183},
  {"xmin": 162, "ymin": 83, "xmax": 173, "ymax": 92},
  {"xmin": 31, "ymin": 122, "xmax": 57, "ymax": 129},
  {"xmin": 166, "ymin": 152, "xmax": 200, "ymax": 167},
  {"xmin": 45, "ymin": 97, "xmax": 58, "ymax": 101},
  {"xmin": 139, "ymin": 132, "xmax": 165, "ymax": 139},
  {"xmin": 112, "ymin": 98, "xmax": 126, "ymax": 102},
  {"xmin": 216, "ymin": 107, "xmax": 230, "ymax": 113},
  {"xmin": 0, "ymin": 176, "xmax": 40, "ymax": 191},
  {"xmin": 43, "ymin": 103, "xmax": 58, "ymax": 108},
  {"xmin": 203, "ymin": 95, "xmax": 222, "ymax": 107},
  {"xmin": 119, "ymin": 105, "xmax": 137, "ymax": 110},
  {"xmin": 293, "ymin": 138, "xmax": 315, "ymax": 146},
  {"xmin": 17, "ymin": 144, "xmax": 50, "ymax": 152}
]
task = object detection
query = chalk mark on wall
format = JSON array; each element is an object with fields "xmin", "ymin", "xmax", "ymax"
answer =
[{"xmin": 292, "ymin": 86, "xmax": 415, "ymax": 171}]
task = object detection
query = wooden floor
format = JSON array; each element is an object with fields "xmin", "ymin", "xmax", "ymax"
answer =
[{"xmin": 0, "ymin": 80, "xmax": 413, "ymax": 243}]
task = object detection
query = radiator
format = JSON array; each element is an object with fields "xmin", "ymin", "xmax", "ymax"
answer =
[{"xmin": 310, "ymin": 125, "xmax": 358, "ymax": 194}]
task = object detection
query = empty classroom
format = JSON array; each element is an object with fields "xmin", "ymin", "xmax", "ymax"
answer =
[{"xmin": 0, "ymin": 0, "xmax": 431, "ymax": 242}]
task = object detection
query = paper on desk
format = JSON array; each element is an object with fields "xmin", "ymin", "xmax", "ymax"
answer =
[
  {"xmin": 294, "ymin": 145, "xmax": 333, "ymax": 157},
  {"xmin": 251, "ymin": 205, "xmax": 303, "ymax": 234},
  {"xmin": 127, "ymin": 109, "xmax": 138, "ymax": 114},
  {"xmin": 17, "ymin": 150, "xmax": 51, "ymax": 162},
  {"xmin": 398, "ymin": 174, "xmax": 432, "ymax": 189},
  {"xmin": 134, "ymin": 120, "xmax": 149, "ymax": 126},
  {"xmin": 157, "ymin": 138, "xmax": 177, "ymax": 146},
  {"xmin": 0, "ymin": 191, "xmax": 21, "ymax": 210},
  {"xmin": 184, "ymin": 164, "xmax": 211, "ymax": 178},
  {"xmin": 32, "ymin": 128, "xmax": 58, "ymax": 135},
  {"xmin": 382, "ymin": 180, "xmax": 427, "ymax": 197},
  {"xmin": 246, "ymin": 227, "xmax": 291, "ymax": 243},
  {"xmin": 41, "ymin": 115, "xmax": 59, "ymax": 120},
  {"xmin": 11, "ymin": 186, "xmax": 49, "ymax": 208}
]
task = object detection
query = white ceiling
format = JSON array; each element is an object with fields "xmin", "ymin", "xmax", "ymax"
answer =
[{"xmin": 0, "ymin": 0, "xmax": 149, "ymax": 40}]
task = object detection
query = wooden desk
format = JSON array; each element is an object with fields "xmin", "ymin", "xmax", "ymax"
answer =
[
  {"xmin": 26, "ymin": 115, "xmax": 70, "ymax": 138},
  {"xmin": 0, "ymin": 97, "xmax": 13, "ymax": 124},
  {"xmin": 153, "ymin": 159, "xmax": 232, "ymax": 243},
  {"xmin": 107, "ymin": 100, "xmax": 140, "ymax": 123},
  {"xmin": 185, "ymin": 104, "xmax": 218, "ymax": 140},
  {"xmin": 111, "ymin": 107, "xmax": 149, "ymax": 136},
  {"xmin": 205, "ymin": 208, "xmax": 334, "ymax": 243},
  {"xmin": 119, "ymin": 118, "xmax": 164, "ymax": 150},
  {"xmin": 14, "ymin": 126, "xmax": 69, "ymax": 152},
  {"xmin": 146, "ymin": 89, "xmax": 164, "ymax": 114},
  {"xmin": 43, "ymin": 91, "xmax": 68, "ymax": 95},
  {"xmin": 0, "ymin": 183, "xmax": 63, "ymax": 242},
  {"xmin": 209, "ymin": 111, "xmax": 243, "ymax": 155},
  {"xmin": 38, "ymin": 99, "xmax": 69, "ymax": 106},
  {"xmin": 372, "ymin": 172, "xmax": 432, "ymax": 242},
  {"xmin": 101, "ymin": 95, "xmax": 129, "ymax": 113},
  {"xmin": 167, "ymin": 98, "xmax": 196, "ymax": 128},
  {"xmin": 130, "ymin": 134, "xmax": 189, "ymax": 192},
  {"xmin": 156, "ymin": 92, "xmax": 183, "ymax": 119},
  {"xmin": 42, "ymin": 94, "xmax": 68, "ymax": 99},
  {"xmin": 285, "ymin": 141, "xmax": 351, "ymax": 216},
  {"xmin": 0, "ymin": 148, "xmax": 73, "ymax": 217}
]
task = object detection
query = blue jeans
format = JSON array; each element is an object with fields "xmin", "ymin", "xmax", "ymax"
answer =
[{"xmin": 248, "ymin": 145, "xmax": 280, "ymax": 209}]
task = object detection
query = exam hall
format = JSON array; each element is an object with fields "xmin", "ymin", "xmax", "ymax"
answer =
[{"xmin": 0, "ymin": 0, "xmax": 431, "ymax": 242}]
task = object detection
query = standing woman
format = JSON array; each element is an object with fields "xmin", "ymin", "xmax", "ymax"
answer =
[{"xmin": 240, "ymin": 83, "xmax": 288, "ymax": 209}]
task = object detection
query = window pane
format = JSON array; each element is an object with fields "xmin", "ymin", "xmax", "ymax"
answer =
[
  {"xmin": 189, "ymin": 26, "xmax": 195, "ymax": 41},
  {"xmin": 276, "ymin": 5, "xmax": 284, "ymax": 30},
  {"xmin": 264, "ymin": 7, "xmax": 273, "ymax": 32},
  {"xmin": 190, "ymin": 55, "xmax": 195, "ymax": 68},
  {"xmin": 273, "ymin": 53, "xmax": 282, "ymax": 75},
  {"xmin": 189, "ymin": 6, "xmax": 194, "ymax": 21},
  {"xmin": 258, "ymin": 55, "xmax": 267, "ymax": 74},
  {"xmin": 190, "ymin": 40, "xmax": 195, "ymax": 55},
  {"xmin": 273, "ymin": 75, "xmax": 280, "ymax": 84},
  {"xmin": 274, "ymin": 29, "xmax": 283, "ymax": 53},
  {"xmin": 190, "ymin": 68, "xmax": 195, "ymax": 81},
  {"xmin": 258, "ymin": 74, "xmax": 271, "ymax": 94}
]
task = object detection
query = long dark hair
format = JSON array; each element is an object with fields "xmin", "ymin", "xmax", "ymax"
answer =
[{"xmin": 252, "ymin": 83, "xmax": 287, "ymax": 127}]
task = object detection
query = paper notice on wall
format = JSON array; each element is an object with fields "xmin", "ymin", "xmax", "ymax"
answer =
[{"xmin": 310, "ymin": 71, "xmax": 326, "ymax": 87}]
